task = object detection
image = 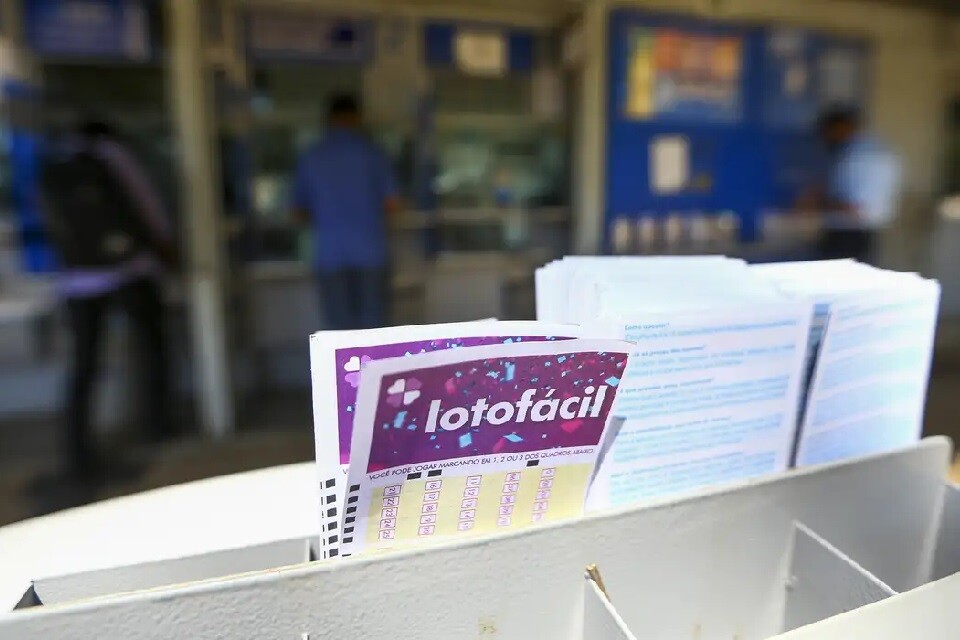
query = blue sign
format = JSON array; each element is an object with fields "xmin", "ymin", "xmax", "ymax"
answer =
[
  {"xmin": 605, "ymin": 10, "xmax": 766, "ymax": 244},
  {"xmin": 24, "ymin": 0, "xmax": 151, "ymax": 60},
  {"xmin": 246, "ymin": 10, "xmax": 374, "ymax": 64},
  {"xmin": 762, "ymin": 29, "xmax": 819, "ymax": 130}
]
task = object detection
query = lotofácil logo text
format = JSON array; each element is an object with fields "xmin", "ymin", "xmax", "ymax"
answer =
[{"xmin": 425, "ymin": 386, "xmax": 610, "ymax": 433}]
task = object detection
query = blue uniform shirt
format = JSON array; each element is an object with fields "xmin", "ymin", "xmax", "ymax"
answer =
[
  {"xmin": 292, "ymin": 128, "xmax": 398, "ymax": 271},
  {"xmin": 826, "ymin": 134, "xmax": 902, "ymax": 230}
]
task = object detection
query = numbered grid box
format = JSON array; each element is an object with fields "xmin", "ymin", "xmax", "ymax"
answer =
[
  {"xmin": 458, "ymin": 520, "xmax": 474, "ymax": 532},
  {"xmin": 380, "ymin": 518, "xmax": 397, "ymax": 529},
  {"xmin": 384, "ymin": 485, "xmax": 402, "ymax": 497},
  {"xmin": 536, "ymin": 490, "xmax": 551, "ymax": 500},
  {"xmin": 505, "ymin": 472, "xmax": 522, "ymax": 482},
  {"xmin": 533, "ymin": 501, "xmax": 549, "ymax": 512},
  {"xmin": 466, "ymin": 476, "xmax": 482, "ymax": 487},
  {"xmin": 422, "ymin": 503, "xmax": 438, "ymax": 514},
  {"xmin": 459, "ymin": 509, "xmax": 477, "ymax": 520},
  {"xmin": 420, "ymin": 514, "xmax": 437, "ymax": 525},
  {"xmin": 532, "ymin": 513, "xmax": 545, "ymax": 523},
  {"xmin": 423, "ymin": 491, "xmax": 440, "ymax": 502},
  {"xmin": 500, "ymin": 495, "xmax": 516, "ymax": 505},
  {"xmin": 541, "ymin": 468, "xmax": 556, "ymax": 478},
  {"xmin": 538, "ymin": 479, "xmax": 554, "ymax": 490},
  {"xmin": 464, "ymin": 487, "xmax": 480, "ymax": 498},
  {"xmin": 497, "ymin": 516, "xmax": 512, "ymax": 527},
  {"xmin": 461, "ymin": 498, "xmax": 478, "ymax": 509},
  {"xmin": 379, "ymin": 530, "xmax": 396, "ymax": 540},
  {"xmin": 499, "ymin": 506, "xmax": 514, "ymax": 516},
  {"xmin": 382, "ymin": 496, "xmax": 399, "ymax": 507},
  {"xmin": 502, "ymin": 483, "xmax": 519, "ymax": 494},
  {"xmin": 425, "ymin": 480, "xmax": 443, "ymax": 491},
  {"xmin": 418, "ymin": 525, "xmax": 436, "ymax": 536},
  {"xmin": 381, "ymin": 507, "xmax": 398, "ymax": 519}
]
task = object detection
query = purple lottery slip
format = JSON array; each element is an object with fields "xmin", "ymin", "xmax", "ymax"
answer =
[
  {"xmin": 333, "ymin": 335, "xmax": 572, "ymax": 463},
  {"xmin": 360, "ymin": 344, "xmax": 629, "ymax": 473},
  {"xmin": 338, "ymin": 339, "xmax": 632, "ymax": 556},
  {"xmin": 308, "ymin": 321, "xmax": 583, "ymax": 559}
]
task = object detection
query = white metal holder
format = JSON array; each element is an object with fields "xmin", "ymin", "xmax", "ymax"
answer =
[{"xmin": 0, "ymin": 437, "xmax": 954, "ymax": 639}]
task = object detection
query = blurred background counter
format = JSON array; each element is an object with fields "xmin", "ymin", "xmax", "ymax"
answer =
[{"xmin": 0, "ymin": 0, "xmax": 958, "ymax": 456}]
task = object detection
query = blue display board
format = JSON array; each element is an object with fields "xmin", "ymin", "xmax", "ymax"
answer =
[
  {"xmin": 603, "ymin": 9, "xmax": 873, "ymax": 247},
  {"xmin": 24, "ymin": 0, "xmax": 152, "ymax": 60},
  {"xmin": 246, "ymin": 10, "xmax": 375, "ymax": 64},
  {"xmin": 605, "ymin": 9, "xmax": 765, "ymax": 242}
]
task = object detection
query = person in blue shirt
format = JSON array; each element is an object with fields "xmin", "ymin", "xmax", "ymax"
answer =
[
  {"xmin": 292, "ymin": 95, "xmax": 400, "ymax": 330},
  {"xmin": 804, "ymin": 106, "xmax": 902, "ymax": 263}
]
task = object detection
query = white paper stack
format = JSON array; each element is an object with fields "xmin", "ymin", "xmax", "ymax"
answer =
[
  {"xmin": 537, "ymin": 256, "xmax": 813, "ymax": 509},
  {"xmin": 535, "ymin": 256, "xmax": 940, "ymax": 509},
  {"xmin": 751, "ymin": 260, "xmax": 940, "ymax": 467}
]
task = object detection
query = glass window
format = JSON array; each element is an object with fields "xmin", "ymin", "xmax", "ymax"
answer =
[
  {"xmin": 431, "ymin": 70, "xmax": 567, "ymax": 210},
  {"xmin": 242, "ymin": 65, "xmax": 370, "ymax": 262}
]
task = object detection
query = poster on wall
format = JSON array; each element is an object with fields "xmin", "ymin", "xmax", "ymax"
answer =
[
  {"xmin": 650, "ymin": 135, "xmax": 690, "ymax": 194},
  {"xmin": 625, "ymin": 26, "xmax": 743, "ymax": 123}
]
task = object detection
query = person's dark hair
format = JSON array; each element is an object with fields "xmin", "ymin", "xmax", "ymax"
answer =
[
  {"xmin": 327, "ymin": 94, "xmax": 361, "ymax": 122},
  {"xmin": 817, "ymin": 105, "xmax": 862, "ymax": 133},
  {"xmin": 77, "ymin": 118, "xmax": 117, "ymax": 140}
]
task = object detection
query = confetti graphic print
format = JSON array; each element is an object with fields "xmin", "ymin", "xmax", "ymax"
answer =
[{"xmin": 366, "ymin": 350, "xmax": 628, "ymax": 472}]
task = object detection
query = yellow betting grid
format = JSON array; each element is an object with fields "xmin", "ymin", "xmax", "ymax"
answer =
[{"xmin": 366, "ymin": 465, "xmax": 591, "ymax": 547}]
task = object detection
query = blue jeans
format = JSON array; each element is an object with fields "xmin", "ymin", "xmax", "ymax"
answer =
[{"xmin": 318, "ymin": 268, "xmax": 390, "ymax": 330}]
